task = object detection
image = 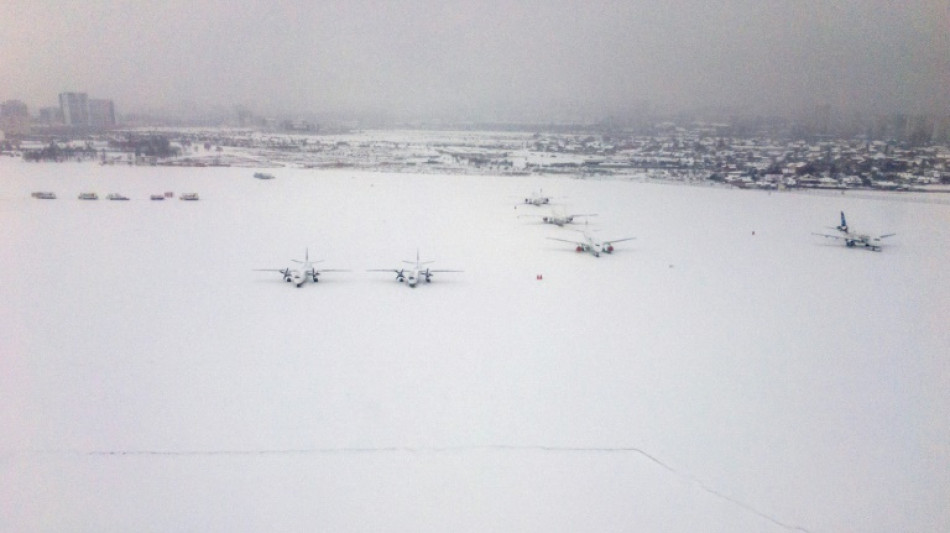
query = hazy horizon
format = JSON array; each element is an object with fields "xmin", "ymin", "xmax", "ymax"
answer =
[{"xmin": 2, "ymin": 1, "xmax": 948, "ymax": 122}]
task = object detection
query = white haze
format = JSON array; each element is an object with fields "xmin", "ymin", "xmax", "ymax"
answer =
[{"xmin": 1, "ymin": 0, "xmax": 948, "ymax": 120}]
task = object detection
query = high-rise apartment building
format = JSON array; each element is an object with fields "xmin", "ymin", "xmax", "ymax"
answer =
[
  {"xmin": 0, "ymin": 99, "xmax": 30, "ymax": 135},
  {"xmin": 38, "ymin": 106, "xmax": 64, "ymax": 125},
  {"xmin": 59, "ymin": 92, "xmax": 89, "ymax": 127},
  {"xmin": 88, "ymin": 99, "xmax": 116, "ymax": 128}
]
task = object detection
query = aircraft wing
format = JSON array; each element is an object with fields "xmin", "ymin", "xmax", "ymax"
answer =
[
  {"xmin": 428, "ymin": 269, "xmax": 463, "ymax": 273},
  {"xmin": 877, "ymin": 233, "xmax": 896, "ymax": 239},
  {"xmin": 367, "ymin": 268, "xmax": 401, "ymax": 273},
  {"xmin": 547, "ymin": 237, "xmax": 586, "ymax": 246},
  {"xmin": 812, "ymin": 232, "xmax": 847, "ymax": 241},
  {"xmin": 568, "ymin": 214, "xmax": 598, "ymax": 218},
  {"xmin": 604, "ymin": 237, "xmax": 635, "ymax": 244},
  {"xmin": 253, "ymin": 268, "xmax": 288, "ymax": 273}
]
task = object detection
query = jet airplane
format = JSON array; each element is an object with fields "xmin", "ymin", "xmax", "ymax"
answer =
[
  {"xmin": 368, "ymin": 250, "xmax": 462, "ymax": 288},
  {"xmin": 812, "ymin": 211, "xmax": 895, "ymax": 252},
  {"xmin": 255, "ymin": 249, "xmax": 348, "ymax": 287},
  {"xmin": 519, "ymin": 210, "xmax": 597, "ymax": 226},
  {"xmin": 547, "ymin": 225, "xmax": 635, "ymax": 257}
]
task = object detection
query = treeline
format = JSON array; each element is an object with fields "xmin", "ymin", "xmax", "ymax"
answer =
[
  {"xmin": 23, "ymin": 143, "xmax": 97, "ymax": 162},
  {"xmin": 109, "ymin": 135, "xmax": 180, "ymax": 158}
]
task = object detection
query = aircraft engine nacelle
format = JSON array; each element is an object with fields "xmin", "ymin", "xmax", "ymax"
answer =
[
  {"xmin": 284, "ymin": 275, "xmax": 293, "ymax": 282},
  {"xmin": 396, "ymin": 275, "xmax": 405, "ymax": 282},
  {"xmin": 575, "ymin": 245, "xmax": 584, "ymax": 252},
  {"xmin": 604, "ymin": 244, "xmax": 614, "ymax": 253},
  {"xmin": 542, "ymin": 217, "xmax": 550, "ymax": 223}
]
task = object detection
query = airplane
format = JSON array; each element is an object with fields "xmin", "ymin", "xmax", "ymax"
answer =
[
  {"xmin": 519, "ymin": 210, "xmax": 597, "ymax": 226},
  {"xmin": 254, "ymin": 249, "xmax": 348, "ymax": 287},
  {"xmin": 547, "ymin": 224, "xmax": 635, "ymax": 257},
  {"xmin": 812, "ymin": 211, "xmax": 895, "ymax": 252},
  {"xmin": 368, "ymin": 250, "xmax": 462, "ymax": 288},
  {"xmin": 517, "ymin": 189, "xmax": 552, "ymax": 206}
]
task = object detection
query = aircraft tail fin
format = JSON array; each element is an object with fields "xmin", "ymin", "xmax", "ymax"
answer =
[{"xmin": 837, "ymin": 211, "xmax": 849, "ymax": 232}]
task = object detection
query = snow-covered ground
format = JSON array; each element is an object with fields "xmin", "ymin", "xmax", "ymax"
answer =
[{"xmin": 1, "ymin": 156, "xmax": 948, "ymax": 532}]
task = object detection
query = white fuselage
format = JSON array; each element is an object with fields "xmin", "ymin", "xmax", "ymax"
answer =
[
  {"xmin": 376, "ymin": 252, "xmax": 456, "ymax": 288},
  {"xmin": 289, "ymin": 270, "xmax": 307, "ymax": 287},
  {"xmin": 837, "ymin": 228, "xmax": 882, "ymax": 251},
  {"xmin": 402, "ymin": 267, "xmax": 428, "ymax": 287},
  {"xmin": 543, "ymin": 215, "xmax": 572, "ymax": 226},
  {"xmin": 284, "ymin": 261, "xmax": 319, "ymax": 287},
  {"xmin": 845, "ymin": 233, "xmax": 878, "ymax": 250},
  {"xmin": 577, "ymin": 236, "xmax": 612, "ymax": 257}
]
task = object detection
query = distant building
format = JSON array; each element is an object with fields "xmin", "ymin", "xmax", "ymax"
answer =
[
  {"xmin": 38, "ymin": 106, "xmax": 64, "ymax": 125},
  {"xmin": 59, "ymin": 92, "xmax": 89, "ymax": 127},
  {"xmin": 0, "ymin": 99, "xmax": 30, "ymax": 135},
  {"xmin": 1, "ymin": 99, "xmax": 28, "ymax": 119},
  {"xmin": 57, "ymin": 92, "xmax": 116, "ymax": 129},
  {"xmin": 88, "ymin": 99, "xmax": 116, "ymax": 129}
]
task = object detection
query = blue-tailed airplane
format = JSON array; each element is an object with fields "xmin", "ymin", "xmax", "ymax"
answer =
[{"xmin": 812, "ymin": 211, "xmax": 895, "ymax": 252}]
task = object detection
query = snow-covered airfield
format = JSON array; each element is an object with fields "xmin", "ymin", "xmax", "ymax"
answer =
[{"xmin": 1, "ymin": 153, "xmax": 948, "ymax": 532}]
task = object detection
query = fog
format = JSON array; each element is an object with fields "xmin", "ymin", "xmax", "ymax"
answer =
[{"xmin": 2, "ymin": 0, "xmax": 948, "ymax": 120}]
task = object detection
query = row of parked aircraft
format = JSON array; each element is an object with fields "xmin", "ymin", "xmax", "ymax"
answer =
[
  {"xmin": 257, "ymin": 208, "xmax": 894, "ymax": 289},
  {"xmin": 517, "ymin": 190, "xmax": 637, "ymax": 258},
  {"xmin": 256, "ymin": 249, "xmax": 461, "ymax": 288}
]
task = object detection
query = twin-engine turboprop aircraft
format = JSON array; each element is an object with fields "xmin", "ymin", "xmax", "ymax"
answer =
[
  {"xmin": 368, "ymin": 250, "xmax": 463, "ymax": 288},
  {"xmin": 812, "ymin": 211, "xmax": 895, "ymax": 252},
  {"xmin": 254, "ymin": 249, "xmax": 348, "ymax": 287},
  {"xmin": 547, "ymin": 225, "xmax": 635, "ymax": 257},
  {"xmin": 518, "ymin": 189, "xmax": 552, "ymax": 206}
]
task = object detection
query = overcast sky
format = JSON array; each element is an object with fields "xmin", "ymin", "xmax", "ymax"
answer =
[{"xmin": 1, "ymin": 0, "xmax": 947, "ymax": 121}]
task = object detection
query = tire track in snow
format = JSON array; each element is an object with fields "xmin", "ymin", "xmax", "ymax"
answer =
[{"xmin": 13, "ymin": 445, "xmax": 811, "ymax": 532}]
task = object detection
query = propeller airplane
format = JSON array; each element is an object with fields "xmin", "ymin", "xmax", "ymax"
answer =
[
  {"xmin": 254, "ymin": 249, "xmax": 348, "ymax": 287},
  {"xmin": 368, "ymin": 250, "xmax": 463, "ymax": 288}
]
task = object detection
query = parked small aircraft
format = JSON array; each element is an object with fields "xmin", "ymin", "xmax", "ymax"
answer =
[
  {"xmin": 519, "ymin": 210, "xmax": 597, "ymax": 226},
  {"xmin": 254, "ymin": 249, "xmax": 348, "ymax": 287},
  {"xmin": 812, "ymin": 211, "xmax": 895, "ymax": 252},
  {"xmin": 547, "ymin": 224, "xmax": 635, "ymax": 257},
  {"xmin": 518, "ymin": 189, "xmax": 552, "ymax": 206},
  {"xmin": 368, "ymin": 250, "xmax": 462, "ymax": 288}
]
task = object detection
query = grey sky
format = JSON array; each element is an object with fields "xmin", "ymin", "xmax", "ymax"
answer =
[{"xmin": 2, "ymin": 0, "xmax": 947, "ymax": 121}]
